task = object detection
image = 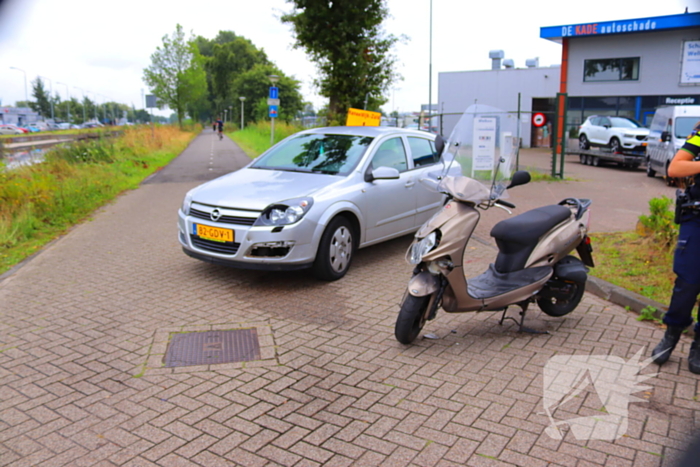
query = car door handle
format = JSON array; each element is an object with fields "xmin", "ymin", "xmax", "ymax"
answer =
[{"xmin": 405, "ymin": 180, "xmax": 415, "ymax": 188}]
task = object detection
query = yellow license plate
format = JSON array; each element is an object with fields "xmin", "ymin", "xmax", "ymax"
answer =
[{"xmin": 193, "ymin": 224, "xmax": 234, "ymax": 243}]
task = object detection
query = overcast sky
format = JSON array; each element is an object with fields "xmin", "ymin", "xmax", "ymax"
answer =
[{"xmin": 0, "ymin": 0, "xmax": 695, "ymax": 117}]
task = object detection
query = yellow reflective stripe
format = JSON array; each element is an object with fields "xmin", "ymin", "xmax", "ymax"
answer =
[{"xmin": 686, "ymin": 134, "xmax": 700, "ymax": 146}]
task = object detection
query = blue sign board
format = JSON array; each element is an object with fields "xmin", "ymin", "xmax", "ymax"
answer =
[
  {"xmin": 540, "ymin": 12, "xmax": 700, "ymax": 40},
  {"xmin": 269, "ymin": 87, "xmax": 279, "ymax": 100},
  {"xmin": 269, "ymin": 105, "xmax": 278, "ymax": 118}
]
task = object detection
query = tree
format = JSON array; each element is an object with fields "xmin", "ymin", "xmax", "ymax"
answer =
[
  {"xmin": 282, "ymin": 0, "xmax": 400, "ymax": 124},
  {"xmin": 30, "ymin": 77, "xmax": 52, "ymax": 119},
  {"xmin": 232, "ymin": 64, "xmax": 304, "ymax": 124},
  {"xmin": 143, "ymin": 24, "xmax": 208, "ymax": 127}
]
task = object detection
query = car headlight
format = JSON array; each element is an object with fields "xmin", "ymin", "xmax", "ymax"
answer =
[
  {"xmin": 408, "ymin": 231, "xmax": 439, "ymax": 264},
  {"xmin": 254, "ymin": 197, "xmax": 314, "ymax": 226},
  {"xmin": 181, "ymin": 190, "xmax": 195, "ymax": 216}
]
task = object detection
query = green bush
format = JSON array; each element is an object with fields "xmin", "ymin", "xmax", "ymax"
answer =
[
  {"xmin": 50, "ymin": 137, "xmax": 116, "ymax": 164},
  {"xmin": 638, "ymin": 196, "xmax": 678, "ymax": 247}
]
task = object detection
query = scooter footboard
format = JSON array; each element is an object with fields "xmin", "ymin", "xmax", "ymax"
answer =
[{"xmin": 468, "ymin": 264, "xmax": 554, "ymax": 311}]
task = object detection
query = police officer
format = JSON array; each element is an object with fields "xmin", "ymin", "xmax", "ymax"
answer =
[{"xmin": 652, "ymin": 121, "xmax": 700, "ymax": 373}]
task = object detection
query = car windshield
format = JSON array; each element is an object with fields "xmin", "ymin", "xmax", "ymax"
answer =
[
  {"xmin": 251, "ymin": 133, "xmax": 374, "ymax": 175},
  {"xmin": 675, "ymin": 117, "xmax": 699, "ymax": 139},
  {"xmin": 609, "ymin": 117, "xmax": 642, "ymax": 129}
]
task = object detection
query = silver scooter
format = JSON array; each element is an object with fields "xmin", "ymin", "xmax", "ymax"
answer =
[{"xmin": 395, "ymin": 107, "xmax": 594, "ymax": 344}]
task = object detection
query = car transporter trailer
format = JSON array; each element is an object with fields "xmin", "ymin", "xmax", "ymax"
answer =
[{"xmin": 568, "ymin": 146, "xmax": 646, "ymax": 169}]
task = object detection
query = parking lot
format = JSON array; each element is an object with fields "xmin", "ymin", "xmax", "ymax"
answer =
[{"xmin": 0, "ymin": 131, "xmax": 697, "ymax": 467}]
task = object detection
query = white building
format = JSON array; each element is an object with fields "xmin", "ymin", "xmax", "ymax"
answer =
[
  {"xmin": 0, "ymin": 106, "xmax": 40, "ymax": 126},
  {"xmin": 438, "ymin": 10, "xmax": 700, "ymax": 148}
]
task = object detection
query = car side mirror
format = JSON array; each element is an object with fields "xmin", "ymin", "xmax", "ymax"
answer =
[
  {"xmin": 434, "ymin": 135, "xmax": 445, "ymax": 157},
  {"xmin": 365, "ymin": 166, "xmax": 400, "ymax": 182},
  {"xmin": 661, "ymin": 131, "xmax": 671, "ymax": 142},
  {"xmin": 507, "ymin": 170, "xmax": 531, "ymax": 189}
]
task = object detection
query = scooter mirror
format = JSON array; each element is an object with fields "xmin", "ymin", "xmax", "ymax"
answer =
[
  {"xmin": 507, "ymin": 170, "xmax": 531, "ymax": 189},
  {"xmin": 434, "ymin": 135, "xmax": 445, "ymax": 156}
]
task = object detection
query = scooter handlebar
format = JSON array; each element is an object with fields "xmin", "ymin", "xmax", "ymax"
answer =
[{"xmin": 495, "ymin": 199, "xmax": 516, "ymax": 209}]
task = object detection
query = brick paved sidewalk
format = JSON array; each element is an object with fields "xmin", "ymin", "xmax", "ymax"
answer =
[{"xmin": 1, "ymin": 132, "xmax": 698, "ymax": 466}]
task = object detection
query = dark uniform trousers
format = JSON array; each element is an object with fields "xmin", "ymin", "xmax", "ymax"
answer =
[{"xmin": 663, "ymin": 216, "xmax": 700, "ymax": 333}]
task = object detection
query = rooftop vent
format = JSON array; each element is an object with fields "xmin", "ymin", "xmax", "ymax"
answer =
[
  {"xmin": 525, "ymin": 57, "xmax": 539, "ymax": 68},
  {"xmin": 503, "ymin": 59, "xmax": 514, "ymax": 69},
  {"xmin": 489, "ymin": 50, "xmax": 504, "ymax": 70}
]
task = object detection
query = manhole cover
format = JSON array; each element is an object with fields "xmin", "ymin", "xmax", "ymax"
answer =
[{"xmin": 165, "ymin": 329, "xmax": 260, "ymax": 368}]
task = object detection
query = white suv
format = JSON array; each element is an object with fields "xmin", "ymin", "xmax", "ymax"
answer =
[{"xmin": 578, "ymin": 116, "xmax": 649, "ymax": 153}]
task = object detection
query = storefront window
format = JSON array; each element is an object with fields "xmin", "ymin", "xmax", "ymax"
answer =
[
  {"xmin": 568, "ymin": 97, "xmax": 583, "ymax": 109},
  {"xmin": 583, "ymin": 58, "xmax": 640, "ymax": 82},
  {"xmin": 583, "ymin": 96, "xmax": 617, "ymax": 109}
]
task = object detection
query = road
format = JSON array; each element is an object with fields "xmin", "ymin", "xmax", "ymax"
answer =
[{"xmin": 0, "ymin": 131, "xmax": 697, "ymax": 466}]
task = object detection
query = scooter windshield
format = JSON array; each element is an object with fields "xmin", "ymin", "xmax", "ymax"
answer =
[{"xmin": 439, "ymin": 104, "xmax": 520, "ymax": 203}]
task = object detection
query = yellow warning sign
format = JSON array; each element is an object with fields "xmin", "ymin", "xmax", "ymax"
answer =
[{"xmin": 346, "ymin": 108, "xmax": 381, "ymax": 127}]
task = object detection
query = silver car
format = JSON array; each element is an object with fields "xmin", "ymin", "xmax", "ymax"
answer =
[{"xmin": 178, "ymin": 126, "xmax": 447, "ymax": 280}]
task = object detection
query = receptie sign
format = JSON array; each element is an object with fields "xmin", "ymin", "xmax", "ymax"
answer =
[{"xmin": 346, "ymin": 108, "xmax": 381, "ymax": 127}]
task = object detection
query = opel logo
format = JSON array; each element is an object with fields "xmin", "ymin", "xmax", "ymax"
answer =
[{"xmin": 210, "ymin": 209, "xmax": 221, "ymax": 221}]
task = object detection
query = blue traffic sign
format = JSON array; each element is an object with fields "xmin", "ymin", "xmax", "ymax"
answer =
[
  {"xmin": 269, "ymin": 105, "xmax": 278, "ymax": 118},
  {"xmin": 269, "ymin": 86, "xmax": 279, "ymax": 99}
]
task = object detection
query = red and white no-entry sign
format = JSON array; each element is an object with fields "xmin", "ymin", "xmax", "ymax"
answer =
[{"xmin": 532, "ymin": 113, "xmax": 546, "ymax": 127}]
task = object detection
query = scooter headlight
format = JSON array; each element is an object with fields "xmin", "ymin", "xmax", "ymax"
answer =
[{"xmin": 408, "ymin": 231, "xmax": 438, "ymax": 265}]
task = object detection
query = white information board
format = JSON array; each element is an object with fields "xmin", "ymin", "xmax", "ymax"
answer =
[
  {"xmin": 680, "ymin": 40, "xmax": 700, "ymax": 85},
  {"xmin": 473, "ymin": 117, "xmax": 497, "ymax": 176}
]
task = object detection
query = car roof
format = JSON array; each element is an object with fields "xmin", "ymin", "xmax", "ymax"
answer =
[{"xmin": 299, "ymin": 126, "xmax": 435, "ymax": 138}]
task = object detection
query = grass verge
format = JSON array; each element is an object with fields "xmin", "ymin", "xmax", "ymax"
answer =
[
  {"xmin": 228, "ymin": 121, "xmax": 303, "ymax": 159},
  {"xmin": 0, "ymin": 125, "xmax": 195, "ymax": 276},
  {"xmin": 589, "ymin": 230, "xmax": 675, "ymax": 306}
]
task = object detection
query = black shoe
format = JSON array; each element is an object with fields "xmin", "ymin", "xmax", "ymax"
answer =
[
  {"xmin": 652, "ymin": 326, "xmax": 684, "ymax": 365},
  {"xmin": 689, "ymin": 336, "xmax": 700, "ymax": 374}
]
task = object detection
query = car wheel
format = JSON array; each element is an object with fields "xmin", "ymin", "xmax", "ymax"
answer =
[
  {"xmin": 579, "ymin": 134, "xmax": 590, "ymax": 150},
  {"xmin": 312, "ymin": 216, "xmax": 355, "ymax": 281},
  {"xmin": 646, "ymin": 158, "xmax": 656, "ymax": 178},
  {"xmin": 591, "ymin": 156, "xmax": 600, "ymax": 167},
  {"xmin": 609, "ymin": 137, "xmax": 621, "ymax": 153}
]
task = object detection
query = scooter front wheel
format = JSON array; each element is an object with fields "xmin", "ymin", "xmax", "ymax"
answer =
[
  {"xmin": 536, "ymin": 279, "xmax": 585, "ymax": 317},
  {"xmin": 395, "ymin": 293, "xmax": 430, "ymax": 344}
]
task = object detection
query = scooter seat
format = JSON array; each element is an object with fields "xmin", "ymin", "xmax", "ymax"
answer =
[
  {"xmin": 490, "ymin": 205, "xmax": 572, "ymax": 273},
  {"xmin": 491, "ymin": 205, "xmax": 571, "ymax": 244}
]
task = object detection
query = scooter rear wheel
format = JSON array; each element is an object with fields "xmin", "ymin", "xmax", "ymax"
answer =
[
  {"xmin": 395, "ymin": 294, "xmax": 430, "ymax": 344},
  {"xmin": 536, "ymin": 279, "xmax": 585, "ymax": 317}
]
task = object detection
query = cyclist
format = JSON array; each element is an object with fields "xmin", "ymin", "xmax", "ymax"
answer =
[{"xmin": 216, "ymin": 117, "xmax": 224, "ymax": 140}]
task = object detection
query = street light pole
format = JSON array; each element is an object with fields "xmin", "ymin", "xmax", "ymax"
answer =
[
  {"xmin": 87, "ymin": 91, "xmax": 97, "ymax": 120},
  {"xmin": 239, "ymin": 97, "xmax": 246, "ymax": 130},
  {"xmin": 428, "ymin": 0, "xmax": 433, "ymax": 132},
  {"xmin": 39, "ymin": 76, "xmax": 55, "ymax": 121},
  {"xmin": 74, "ymin": 87, "xmax": 86, "ymax": 123},
  {"xmin": 9, "ymin": 67, "xmax": 28, "ymax": 106},
  {"xmin": 57, "ymin": 82, "xmax": 71, "ymax": 123}
]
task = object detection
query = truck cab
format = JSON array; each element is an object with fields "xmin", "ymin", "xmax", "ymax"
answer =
[{"xmin": 646, "ymin": 105, "xmax": 700, "ymax": 180}]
